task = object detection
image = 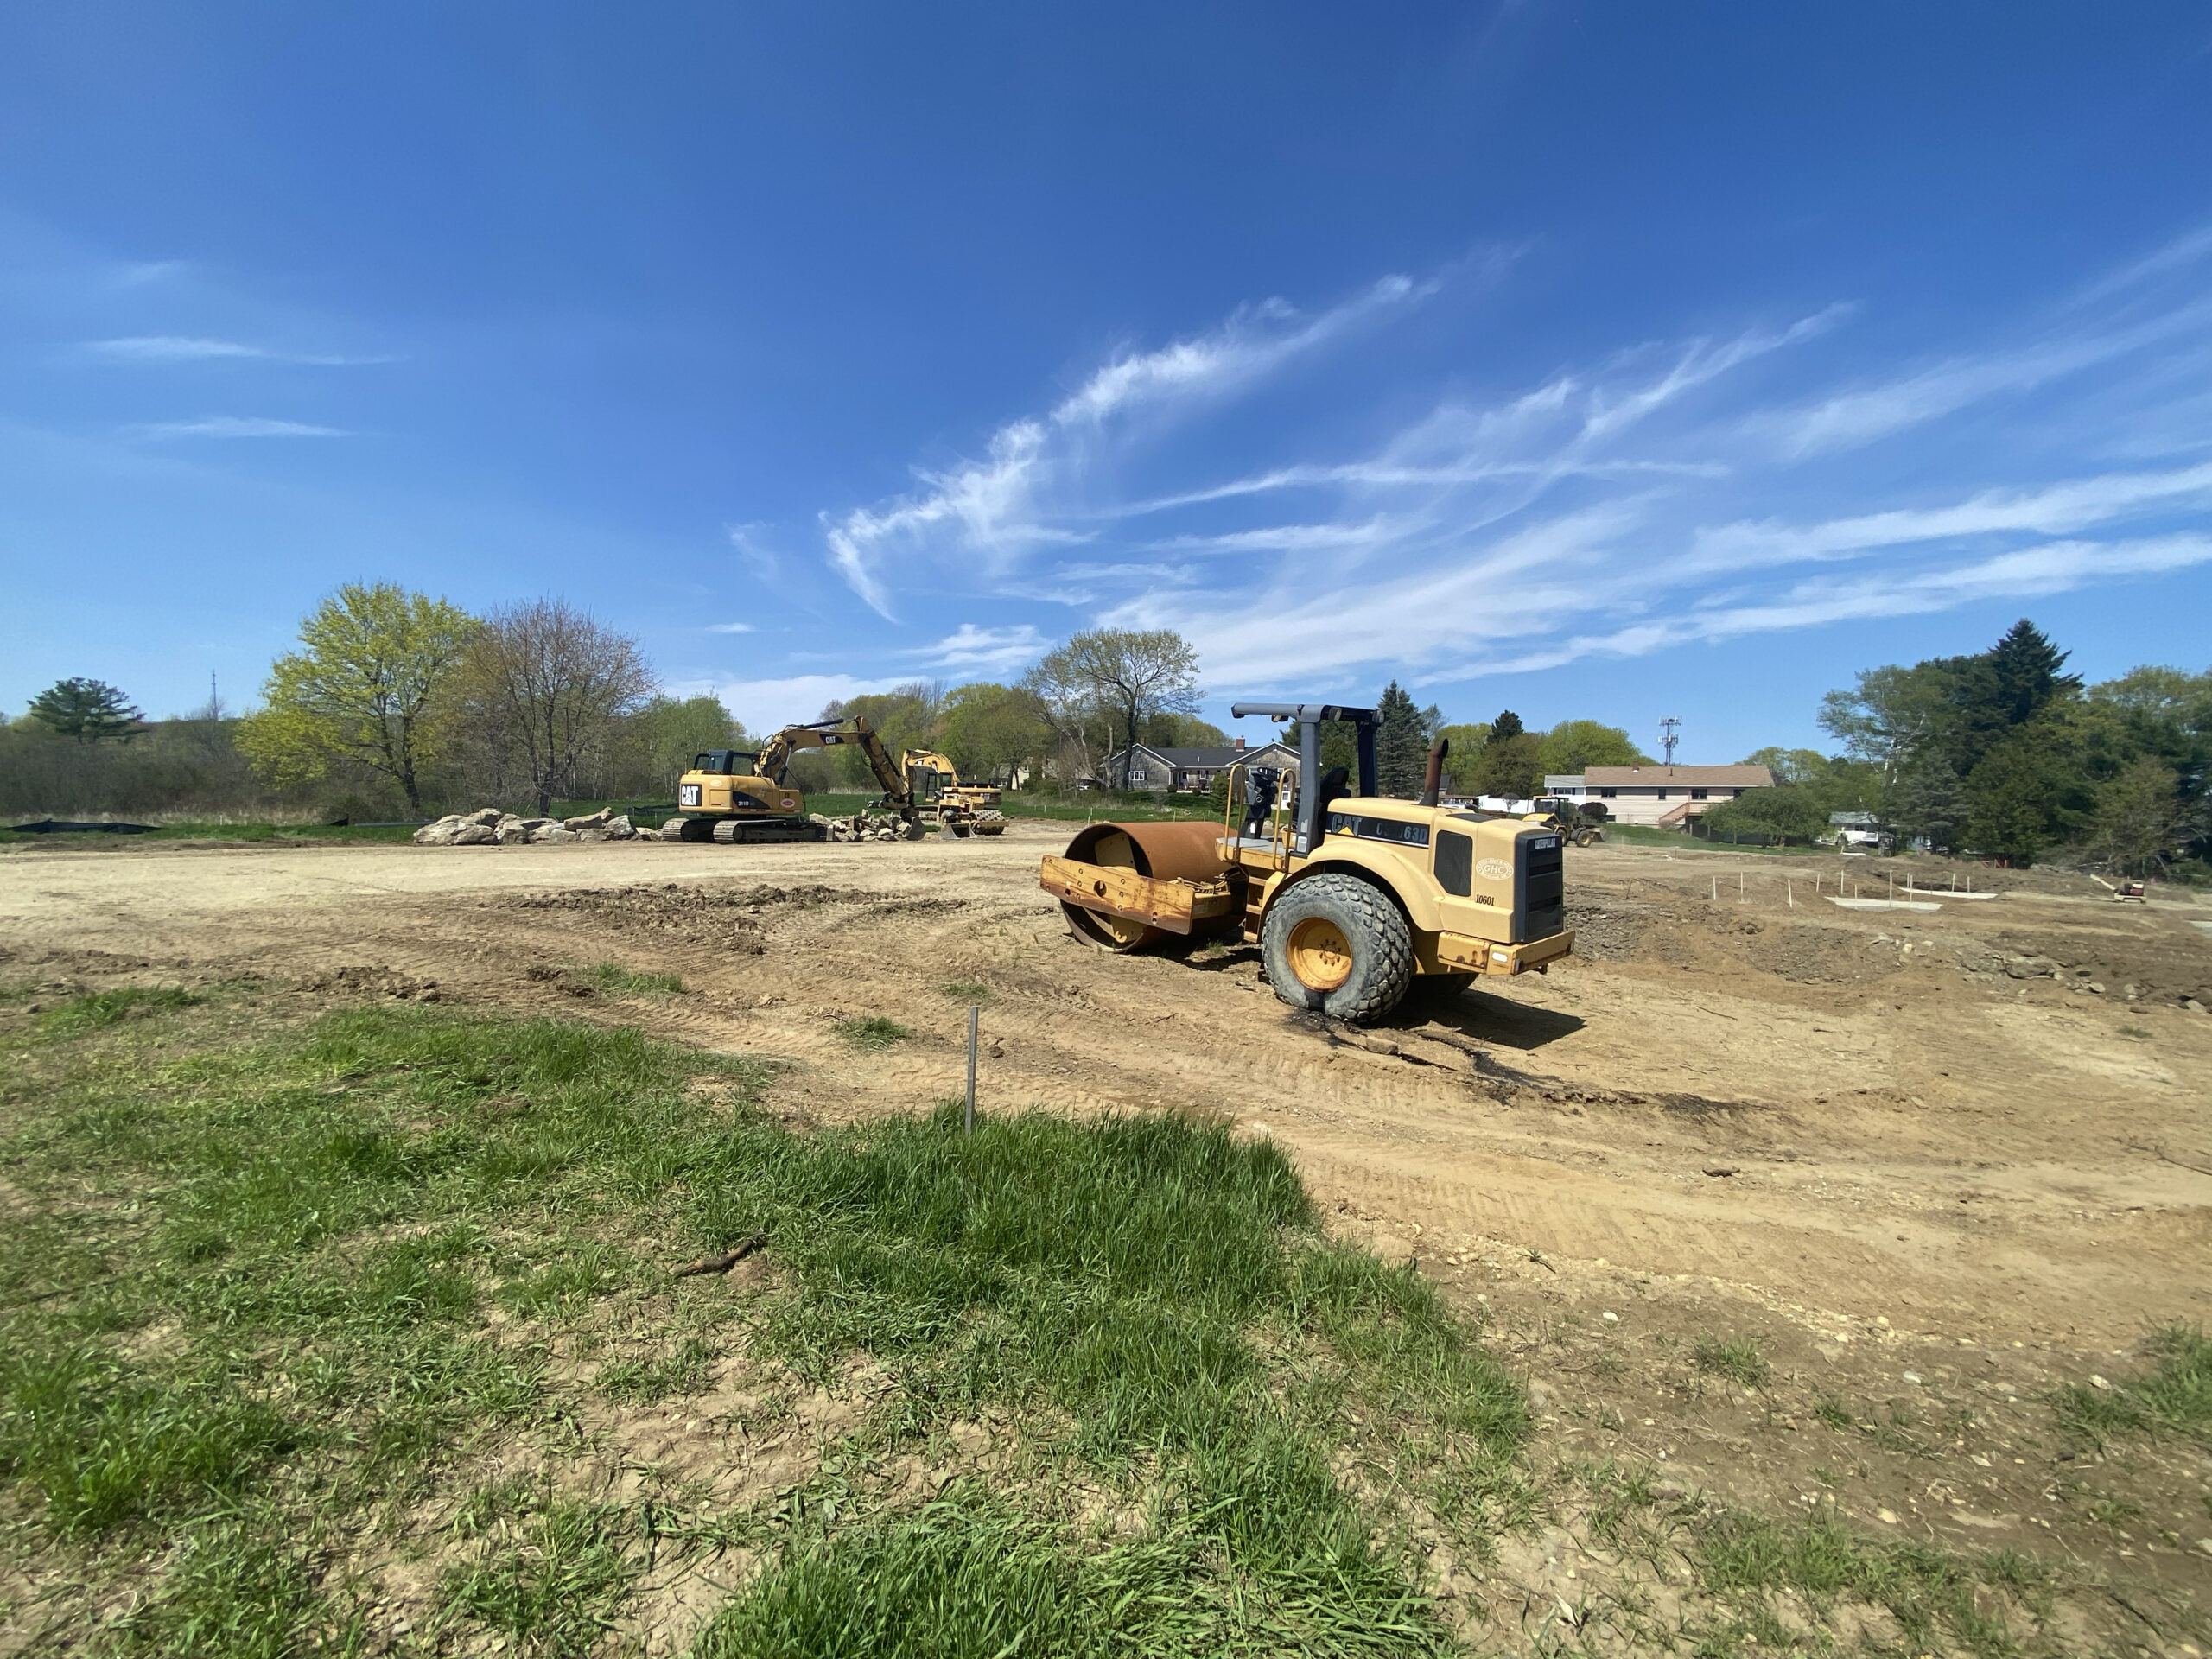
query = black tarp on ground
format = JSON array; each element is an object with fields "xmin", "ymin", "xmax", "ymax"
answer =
[{"xmin": 5, "ymin": 820, "xmax": 155, "ymax": 834}]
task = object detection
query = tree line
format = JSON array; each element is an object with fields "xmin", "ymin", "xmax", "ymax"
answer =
[
  {"xmin": 30, "ymin": 589, "xmax": 2181, "ymax": 874},
  {"xmin": 1698, "ymin": 619, "xmax": 2212, "ymax": 873},
  {"xmin": 3, "ymin": 585, "xmax": 1656, "ymax": 822}
]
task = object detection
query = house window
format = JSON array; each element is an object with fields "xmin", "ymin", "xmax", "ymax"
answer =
[
  {"xmin": 1598, "ymin": 788, "xmax": 1617, "ymax": 798},
  {"xmin": 1691, "ymin": 787, "xmax": 1708, "ymax": 800},
  {"xmin": 1655, "ymin": 789, "xmax": 1668, "ymax": 800}
]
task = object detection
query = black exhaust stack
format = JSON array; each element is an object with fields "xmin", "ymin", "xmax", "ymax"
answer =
[{"xmin": 1418, "ymin": 736, "xmax": 1449, "ymax": 807}]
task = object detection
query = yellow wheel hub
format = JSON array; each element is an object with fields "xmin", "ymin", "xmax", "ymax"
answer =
[{"xmin": 1286, "ymin": 917, "xmax": 1354, "ymax": 991}]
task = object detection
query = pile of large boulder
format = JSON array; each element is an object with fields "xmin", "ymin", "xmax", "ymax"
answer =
[
  {"xmin": 809, "ymin": 811, "xmax": 925, "ymax": 843},
  {"xmin": 413, "ymin": 807, "xmax": 639, "ymax": 846}
]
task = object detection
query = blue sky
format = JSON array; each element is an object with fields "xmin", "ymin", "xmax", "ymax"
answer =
[{"xmin": 3, "ymin": 4, "xmax": 2209, "ymax": 761}]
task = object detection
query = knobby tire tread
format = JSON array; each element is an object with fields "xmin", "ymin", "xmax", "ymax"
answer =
[{"xmin": 1263, "ymin": 872, "xmax": 1414, "ymax": 1025}]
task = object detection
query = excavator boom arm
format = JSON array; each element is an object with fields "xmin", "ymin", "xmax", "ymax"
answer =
[{"xmin": 751, "ymin": 717, "xmax": 912, "ymax": 808}]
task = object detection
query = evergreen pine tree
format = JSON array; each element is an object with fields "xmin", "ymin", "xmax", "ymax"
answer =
[
  {"xmin": 25, "ymin": 678, "xmax": 143, "ymax": 744},
  {"xmin": 1986, "ymin": 619, "xmax": 2080, "ymax": 724},
  {"xmin": 1490, "ymin": 709, "xmax": 1525, "ymax": 741},
  {"xmin": 1375, "ymin": 680, "xmax": 1427, "ymax": 798}
]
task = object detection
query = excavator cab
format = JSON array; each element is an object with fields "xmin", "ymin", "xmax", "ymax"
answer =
[{"xmin": 671, "ymin": 749, "xmax": 809, "ymax": 841}]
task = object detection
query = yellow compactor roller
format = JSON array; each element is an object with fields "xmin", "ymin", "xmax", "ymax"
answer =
[{"xmin": 1040, "ymin": 701, "xmax": 1573, "ymax": 1024}]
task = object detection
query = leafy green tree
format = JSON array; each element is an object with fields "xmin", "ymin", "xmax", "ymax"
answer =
[
  {"xmin": 1702, "ymin": 784, "xmax": 1828, "ymax": 842},
  {"xmin": 1539, "ymin": 720, "xmax": 1645, "ymax": 776},
  {"xmin": 1434, "ymin": 722, "xmax": 1491, "ymax": 794},
  {"xmin": 1471, "ymin": 732, "xmax": 1543, "ymax": 800},
  {"xmin": 1818, "ymin": 660, "xmax": 1955, "ymax": 781},
  {"xmin": 1136, "ymin": 711, "xmax": 1230, "ymax": 749},
  {"xmin": 1886, "ymin": 758, "xmax": 1964, "ymax": 853},
  {"xmin": 25, "ymin": 678, "xmax": 143, "ymax": 744},
  {"xmin": 939, "ymin": 682, "xmax": 1053, "ymax": 785},
  {"xmin": 1962, "ymin": 732, "xmax": 2067, "ymax": 867},
  {"xmin": 2088, "ymin": 756, "xmax": 2182, "ymax": 875},
  {"xmin": 635, "ymin": 695, "xmax": 747, "ymax": 792},
  {"xmin": 1738, "ymin": 746, "xmax": 1829, "ymax": 786},
  {"xmin": 238, "ymin": 583, "xmax": 478, "ymax": 813}
]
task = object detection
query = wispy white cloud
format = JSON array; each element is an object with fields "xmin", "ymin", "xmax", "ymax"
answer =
[
  {"xmin": 906, "ymin": 623, "xmax": 1048, "ymax": 675},
  {"xmin": 131, "ymin": 416, "xmax": 346, "ymax": 439},
  {"xmin": 821, "ymin": 275, "xmax": 1434, "ymax": 618},
  {"xmin": 90, "ymin": 335, "xmax": 265, "ymax": 361},
  {"xmin": 803, "ymin": 226, "xmax": 2212, "ymax": 699},
  {"xmin": 87, "ymin": 334, "xmax": 392, "ymax": 365},
  {"xmin": 1683, "ymin": 460, "xmax": 2212, "ymax": 574},
  {"xmin": 726, "ymin": 524, "xmax": 780, "ymax": 581},
  {"xmin": 706, "ymin": 621, "xmax": 754, "ymax": 634}
]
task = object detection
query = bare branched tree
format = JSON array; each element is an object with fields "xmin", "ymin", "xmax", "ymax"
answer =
[
  {"xmin": 463, "ymin": 601, "xmax": 656, "ymax": 817},
  {"xmin": 1023, "ymin": 629, "xmax": 1200, "ymax": 788}
]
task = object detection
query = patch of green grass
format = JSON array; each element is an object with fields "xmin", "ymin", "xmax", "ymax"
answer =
[
  {"xmin": 1813, "ymin": 1394, "xmax": 1853, "ymax": 1430},
  {"xmin": 1692, "ymin": 1336, "xmax": 1771, "ymax": 1390},
  {"xmin": 0, "ymin": 996, "xmax": 1536, "ymax": 1656},
  {"xmin": 2054, "ymin": 1324, "xmax": 2212, "ymax": 1447},
  {"xmin": 834, "ymin": 1015, "xmax": 910, "ymax": 1051},
  {"xmin": 1694, "ymin": 1507, "xmax": 2050, "ymax": 1658},
  {"xmin": 2119, "ymin": 1025, "xmax": 2152, "ymax": 1039},
  {"xmin": 442, "ymin": 1494, "xmax": 641, "ymax": 1657},
  {"xmin": 108, "ymin": 1513, "xmax": 357, "ymax": 1659},
  {"xmin": 36, "ymin": 984, "xmax": 202, "ymax": 1033},
  {"xmin": 698, "ymin": 1473, "xmax": 1442, "ymax": 1659},
  {"xmin": 597, "ymin": 1335, "xmax": 721, "ymax": 1403},
  {"xmin": 588, "ymin": 961, "xmax": 685, "ymax": 995},
  {"xmin": 938, "ymin": 981, "xmax": 990, "ymax": 1001},
  {"xmin": 0, "ymin": 1343, "xmax": 294, "ymax": 1534}
]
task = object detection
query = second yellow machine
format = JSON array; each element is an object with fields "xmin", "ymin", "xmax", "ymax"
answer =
[{"xmin": 1040, "ymin": 700, "xmax": 1574, "ymax": 1024}]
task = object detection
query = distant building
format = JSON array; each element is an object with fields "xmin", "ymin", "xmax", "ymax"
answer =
[
  {"xmin": 1102, "ymin": 737, "xmax": 1300, "ymax": 793},
  {"xmin": 1542, "ymin": 764, "xmax": 1775, "ymax": 829}
]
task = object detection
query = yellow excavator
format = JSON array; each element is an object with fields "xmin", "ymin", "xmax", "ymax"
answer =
[
  {"xmin": 900, "ymin": 749, "xmax": 1007, "ymax": 837},
  {"xmin": 1039, "ymin": 702, "xmax": 1573, "ymax": 1024},
  {"xmin": 662, "ymin": 717, "xmax": 925, "ymax": 843}
]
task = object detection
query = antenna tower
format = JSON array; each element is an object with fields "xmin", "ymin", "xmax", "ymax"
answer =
[{"xmin": 1660, "ymin": 716, "xmax": 1681, "ymax": 766}]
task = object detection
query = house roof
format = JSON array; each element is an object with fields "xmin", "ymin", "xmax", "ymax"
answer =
[
  {"xmin": 1582, "ymin": 764, "xmax": 1776, "ymax": 787},
  {"xmin": 1108, "ymin": 742, "xmax": 1297, "ymax": 768}
]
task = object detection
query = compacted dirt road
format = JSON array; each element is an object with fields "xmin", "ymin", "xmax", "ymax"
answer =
[{"xmin": 5, "ymin": 823, "xmax": 2210, "ymax": 1630}]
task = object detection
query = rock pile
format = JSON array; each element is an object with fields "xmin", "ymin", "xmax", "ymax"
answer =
[
  {"xmin": 413, "ymin": 807, "xmax": 640, "ymax": 846},
  {"xmin": 809, "ymin": 812, "xmax": 925, "ymax": 843}
]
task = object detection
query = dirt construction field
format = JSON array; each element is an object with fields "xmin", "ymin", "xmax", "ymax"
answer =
[{"xmin": 3, "ymin": 824, "xmax": 2209, "ymax": 1649}]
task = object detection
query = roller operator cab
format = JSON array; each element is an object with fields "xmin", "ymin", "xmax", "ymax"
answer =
[{"xmin": 1038, "ymin": 701, "xmax": 1574, "ymax": 1024}]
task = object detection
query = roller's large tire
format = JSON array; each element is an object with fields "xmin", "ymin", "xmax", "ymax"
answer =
[{"xmin": 1261, "ymin": 873, "xmax": 1414, "ymax": 1025}]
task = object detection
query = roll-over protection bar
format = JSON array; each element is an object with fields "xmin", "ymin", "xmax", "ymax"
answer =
[{"xmin": 1229, "ymin": 702, "xmax": 1380, "ymax": 855}]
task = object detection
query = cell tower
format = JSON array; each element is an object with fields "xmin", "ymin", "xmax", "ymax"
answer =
[{"xmin": 1660, "ymin": 716, "xmax": 1681, "ymax": 766}]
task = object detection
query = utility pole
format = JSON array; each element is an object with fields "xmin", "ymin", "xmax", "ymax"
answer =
[{"xmin": 1660, "ymin": 716, "xmax": 1681, "ymax": 766}]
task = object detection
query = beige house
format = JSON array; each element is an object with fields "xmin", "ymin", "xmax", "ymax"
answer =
[{"xmin": 1543, "ymin": 764, "xmax": 1774, "ymax": 828}]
